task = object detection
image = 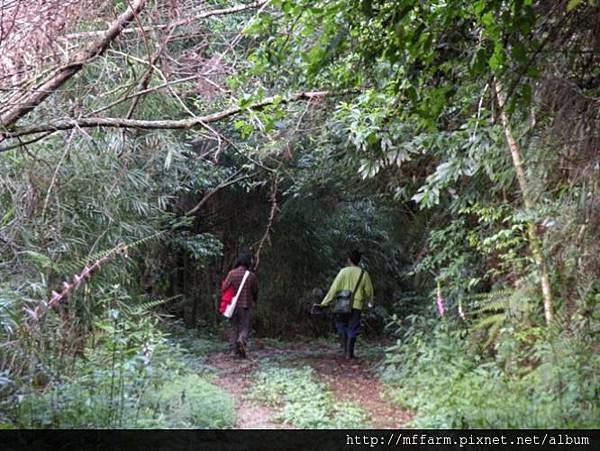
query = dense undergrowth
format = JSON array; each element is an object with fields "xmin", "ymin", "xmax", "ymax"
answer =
[
  {"xmin": 3, "ymin": 317, "xmax": 234, "ymax": 428},
  {"xmin": 382, "ymin": 316, "xmax": 599, "ymax": 428}
]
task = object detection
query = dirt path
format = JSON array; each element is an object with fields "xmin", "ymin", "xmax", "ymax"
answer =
[
  {"xmin": 205, "ymin": 350, "xmax": 284, "ymax": 428},
  {"xmin": 304, "ymin": 354, "xmax": 413, "ymax": 428},
  {"xmin": 205, "ymin": 341, "xmax": 412, "ymax": 429}
]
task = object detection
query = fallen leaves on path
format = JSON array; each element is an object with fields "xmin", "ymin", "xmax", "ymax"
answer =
[
  {"xmin": 307, "ymin": 356, "xmax": 413, "ymax": 428},
  {"xmin": 205, "ymin": 342, "xmax": 412, "ymax": 429}
]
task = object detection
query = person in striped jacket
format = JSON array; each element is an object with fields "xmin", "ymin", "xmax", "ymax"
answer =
[{"xmin": 222, "ymin": 253, "xmax": 258, "ymax": 358}]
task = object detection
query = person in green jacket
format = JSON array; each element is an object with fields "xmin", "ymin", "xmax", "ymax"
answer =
[{"xmin": 320, "ymin": 250, "xmax": 374, "ymax": 359}]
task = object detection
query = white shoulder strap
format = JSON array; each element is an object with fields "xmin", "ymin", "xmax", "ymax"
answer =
[{"xmin": 234, "ymin": 271, "xmax": 250, "ymax": 298}]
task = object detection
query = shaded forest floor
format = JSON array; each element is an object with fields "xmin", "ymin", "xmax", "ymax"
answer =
[{"xmin": 204, "ymin": 340, "xmax": 413, "ymax": 428}]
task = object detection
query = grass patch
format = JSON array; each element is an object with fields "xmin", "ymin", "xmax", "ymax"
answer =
[
  {"xmin": 249, "ymin": 365, "xmax": 369, "ymax": 428},
  {"xmin": 140, "ymin": 374, "xmax": 235, "ymax": 428},
  {"xmin": 382, "ymin": 325, "xmax": 600, "ymax": 428}
]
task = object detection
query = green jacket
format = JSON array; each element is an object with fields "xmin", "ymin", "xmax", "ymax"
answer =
[{"xmin": 320, "ymin": 266, "xmax": 374, "ymax": 310}]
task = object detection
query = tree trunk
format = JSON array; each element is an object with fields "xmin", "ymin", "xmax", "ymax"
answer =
[{"xmin": 495, "ymin": 81, "xmax": 554, "ymax": 324}]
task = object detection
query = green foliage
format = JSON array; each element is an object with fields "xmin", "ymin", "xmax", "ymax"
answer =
[
  {"xmin": 10, "ymin": 311, "xmax": 234, "ymax": 428},
  {"xmin": 383, "ymin": 317, "xmax": 599, "ymax": 428},
  {"xmin": 0, "ymin": 286, "xmax": 20, "ymax": 337},
  {"xmin": 250, "ymin": 365, "xmax": 369, "ymax": 428},
  {"xmin": 1, "ymin": 0, "xmax": 598, "ymax": 431},
  {"xmin": 170, "ymin": 232, "xmax": 223, "ymax": 265},
  {"xmin": 142, "ymin": 374, "xmax": 235, "ymax": 428},
  {"xmin": 164, "ymin": 321, "xmax": 229, "ymax": 370}
]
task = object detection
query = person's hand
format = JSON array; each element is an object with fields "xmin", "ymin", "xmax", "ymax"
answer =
[
  {"xmin": 310, "ymin": 304, "xmax": 325, "ymax": 315},
  {"xmin": 367, "ymin": 303, "xmax": 373, "ymax": 309}
]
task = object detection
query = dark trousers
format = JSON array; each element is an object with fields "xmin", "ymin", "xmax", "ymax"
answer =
[
  {"xmin": 334, "ymin": 308, "xmax": 361, "ymax": 338},
  {"xmin": 229, "ymin": 307, "xmax": 251, "ymax": 349}
]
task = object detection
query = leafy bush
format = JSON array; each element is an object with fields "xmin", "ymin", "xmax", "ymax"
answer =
[
  {"xmin": 383, "ymin": 317, "xmax": 599, "ymax": 428},
  {"xmin": 10, "ymin": 311, "xmax": 234, "ymax": 428}
]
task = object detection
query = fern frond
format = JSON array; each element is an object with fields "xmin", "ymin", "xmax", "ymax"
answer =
[
  {"xmin": 471, "ymin": 313, "xmax": 505, "ymax": 331},
  {"xmin": 119, "ymin": 295, "xmax": 180, "ymax": 315},
  {"xmin": 471, "ymin": 288, "xmax": 514, "ymax": 301},
  {"xmin": 27, "ymin": 231, "xmax": 169, "ymax": 323},
  {"xmin": 470, "ymin": 289, "xmax": 513, "ymax": 313},
  {"xmin": 56, "ymin": 231, "xmax": 168, "ymax": 276},
  {"xmin": 81, "ymin": 230, "xmax": 168, "ymax": 268},
  {"xmin": 473, "ymin": 298, "xmax": 510, "ymax": 314},
  {"xmin": 484, "ymin": 320, "xmax": 503, "ymax": 349}
]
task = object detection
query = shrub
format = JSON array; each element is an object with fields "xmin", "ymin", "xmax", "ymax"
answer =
[{"xmin": 383, "ymin": 318, "xmax": 599, "ymax": 428}]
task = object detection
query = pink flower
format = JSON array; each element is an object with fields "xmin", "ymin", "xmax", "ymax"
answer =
[{"xmin": 436, "ymin": 284, "xmax": 445, "ymax": 317}]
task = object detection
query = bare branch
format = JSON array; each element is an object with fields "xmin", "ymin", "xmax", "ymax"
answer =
[
  {"xmin": 1, "ymin": 90, "xmax": 342, "ymax": 147},
  {"xmin": 62, "ymin": 1, "xmax": 269, "ymax": 40},
  {"xmin": 89, "ymin": 74, "xmax": 204, "ymax": 116},
  {"xmin": 253, "ymin": 171, "xmax": 280, "ymax": 270},
  {"xmin": 185, "ymin": 170, "xmax": 251, "ymax": 217},
  {"xmin": 0, "ymin": 0, "xmax": 147, "ymax": 129}
]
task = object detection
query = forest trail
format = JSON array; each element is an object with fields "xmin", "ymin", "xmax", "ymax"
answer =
[
  {"xmin": 205, "ymin": 341, "xmax": 413, "ymax": 429},
  {"xmin": 206, "ymin": 350, "xmax": 284, "ymax": 428}
]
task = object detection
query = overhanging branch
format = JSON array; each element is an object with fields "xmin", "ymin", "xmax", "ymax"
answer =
[
  {"xmin": 0, "ymin": 0, "xmax": 147, "ymax": 129},
  {"xmin": 1, "ymin": 90, "xmax": 337, "ymax": 147},
  {"xmin": 62, "ymin": 1, "xmax": 270, "ymax": 40}
]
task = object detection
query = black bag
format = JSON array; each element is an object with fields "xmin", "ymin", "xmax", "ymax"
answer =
[{"xmin": 332, "ymin": 269, "xmax": 364, "ymax": 314}]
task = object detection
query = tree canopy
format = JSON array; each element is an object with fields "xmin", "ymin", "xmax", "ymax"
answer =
[{"xmin": 0, "ymin": 0, "xmax": 598, "ymax": 429}]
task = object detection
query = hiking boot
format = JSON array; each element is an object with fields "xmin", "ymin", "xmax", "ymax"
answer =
[
  {"xmin": 347, "ymin": 336, "xmax": 357, "ymax": 359},
  {"xmin": 237, "ymin": 340, "xmax": 247, "ymax": 359}
]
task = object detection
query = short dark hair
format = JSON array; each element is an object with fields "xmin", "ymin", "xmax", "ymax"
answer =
[
  {"xmin": 235, "ymin": 253, "xmax": 252, "ymax": 268},
  {"xmin": 348, "ymin": 250, "xmax": 361, "ymax": 265}
]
